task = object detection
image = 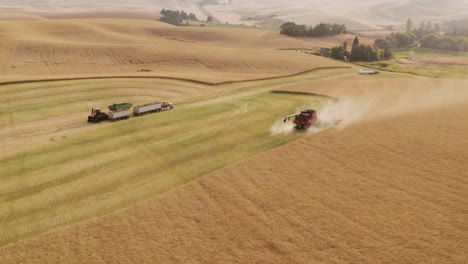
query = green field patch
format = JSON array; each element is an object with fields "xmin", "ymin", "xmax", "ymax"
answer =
[
  {"xmin": 354, "ymin": 61, "xmax": 468, "ymax": 78},
  {"xmin": 395, "ymin": 48, "xmax": 468, "ymax": 59}
]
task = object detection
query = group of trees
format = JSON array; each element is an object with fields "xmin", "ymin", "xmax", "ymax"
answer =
[
  {"xmin": 404, "ymin": 18, "xmax": 468, "ymax": 51},
  {"xmin": 280, "ymin": 22, "xmax": 347, "ymax": 37},
  {"xmin": 420, "ymin": 34, "xmax": 468, "ymax": 52},
  {"xmin": 442, "ymin": 18, "xmax": 468, "ymax": 37},
  {"xmin": 329, "ymin": 36, "xmax": 393, "ymax": 62},
  {"xmin": 374, "ymin": 32, "xmax": 417, "ymax": 50},
  {"xmin": 160, "ymin": 9, "xmax": 198, "ymax": 26},
  {"xmin": 407, "ymin": 19, "xmax": 441, "ymax": 39},
  {"xmin": 407, "ymin": 18, "xmax": 468, "ymax": 38},
  {"xmin": 308, "ymin": 17, "xmax": 468, "ymax": 63}
]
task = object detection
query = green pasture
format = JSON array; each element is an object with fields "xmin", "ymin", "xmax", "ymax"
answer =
[
  {"xmin": 395, "ymin": 48, "xmax": 468, "ymax": 59},
  {"xmin": 0, "ymin": 69, "xmax": 349, "ymax": 245},
  {"xmin": 356, "ymin": 61, "xmax": 468, "ymax": 78},
  {"xmin": 352, "ymin": 48, "xmax": 468, "ymax": 78}
]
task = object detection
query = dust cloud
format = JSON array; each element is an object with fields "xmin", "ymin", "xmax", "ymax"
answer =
[
  {"xmin": 273, "ymin": 81, "xmax": 468, "ymax": 134},
  {"xmin": 321, "ymin": 84, "xmax": 468, "ymax": 129}
]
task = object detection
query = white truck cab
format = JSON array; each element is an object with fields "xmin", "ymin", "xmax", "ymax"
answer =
[{"xmin": 162, "ymin": 101, "xmax": 174, "ymax": 110}]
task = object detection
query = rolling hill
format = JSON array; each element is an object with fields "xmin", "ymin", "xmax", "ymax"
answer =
[
  {"xmin": 2, "ymin": 0, "xmax": 467, "ymax": 30},
  {"xmin": 0, "ymin": 8, "xmax": 467, "ymax": 264},
  {"xmin": 206, "ymin": 0, "xmax": 468, "ymax": 30},
  {"xmin": 0, "ymin": 19, "xmax": 347, "ymax": 83}
]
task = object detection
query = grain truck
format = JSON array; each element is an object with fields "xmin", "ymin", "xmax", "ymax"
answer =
[
  {"xmin": 87, "ymin": 101, "xmax": 174, "ymax": 122},
  {"xmin": 133, "ymin": 101, "xmax": 174, "ymax": 116}
]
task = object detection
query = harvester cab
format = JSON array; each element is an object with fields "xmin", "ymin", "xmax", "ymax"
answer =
[
  {"xmin": 283, "ymin": 109, "xmax": 318, "ymax": 129},
  {"xmin": 88, "ymin": 107, "xmax": 109, "ymax": 123}
]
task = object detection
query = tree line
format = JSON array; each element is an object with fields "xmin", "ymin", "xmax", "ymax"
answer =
[
  {"xmin": 374, "ymin": 32, "xmax": 417, "ymax": 50},
  {"xmin": 280, "ymin": 22, "xmax": 347, "ymax": 37},
  {"xmin": 420, "ymin": 34, "xmax": 468, "ymax": 52},
  {"xmin": 407, "ymin": 18, "xmax": 468, "ymax": 38},
  {"xmin": 160, "ymin": 9, "xmax": 198, "ymax": 26},
  {"xmin": 403, "ymin": 18, "xmax": 468, "ymax": 51},
  {"xmin": 442, "ymin": 18, "xmax": 468, "ymax": 37},
  {"xmin": 329, "ymin": 36, "xmax": 393, "ymax": 62}
]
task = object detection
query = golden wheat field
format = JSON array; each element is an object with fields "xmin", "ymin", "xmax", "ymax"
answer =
[
  {"xmin": 1, "ymin": 75, "xmax": 467, "ymax": 264},
  {"xmin": 0, "ymin": 19, "xmax": 347, "ymax": 83},
  {"xmin": 0, "ymin": 12, "xmax": 467, "ymax": 264}
]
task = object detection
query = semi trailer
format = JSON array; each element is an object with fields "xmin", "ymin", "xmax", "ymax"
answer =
[
  {"xmin": 87, "ymin": 101, "xmax": 174, "ymax": 122},
  {"xmin": 133, "ymin": 101, "xmax": 174, "ymax": 116}
]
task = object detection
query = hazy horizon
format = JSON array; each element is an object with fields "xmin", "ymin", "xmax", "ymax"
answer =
[{"xmin": 0, "ymin": 0, "xmax": 467, "ymax": 30}]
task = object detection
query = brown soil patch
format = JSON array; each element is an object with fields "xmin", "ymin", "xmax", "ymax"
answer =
[{"xmin": 1, "ymin": 77, "xmax": 467, "ymax": 263}]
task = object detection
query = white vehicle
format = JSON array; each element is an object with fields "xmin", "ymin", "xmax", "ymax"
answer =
[
  {"xmin": 161, "ymin": 101, "xmax": 175, "ymax": 111},
  {"xmin": 133, "ymin": 102, "xmax": 162, "ymax": 116},
  {"xmin": 133, "ymin": 101, "xmax": 174, "ymax": 116},
  {"xmin": 359, "ymin": 69, "xmax": 380, "ymax": 75},
  {"xmin": 108, "ymin": 109, "xmax": 130, "ymax": 122}
]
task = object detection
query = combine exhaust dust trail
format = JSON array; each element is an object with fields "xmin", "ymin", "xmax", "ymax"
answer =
[
  {"xmin": 273, "ymin": 82, "xmax": 468, "ymax": 134},
  {"xmin": 324, "ymin": 84, "xmax": 468, "ymax": 129}
]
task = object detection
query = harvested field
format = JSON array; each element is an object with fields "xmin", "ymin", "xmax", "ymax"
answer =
[
  {"xmin": 1, "ymin": 75, "xmax": 467, "ymax": 263},
  {"xmin": 0, "ymin": 67, "xmax": 355, "ymax": 246},
  {"xmin": 0, "ymin": 19, "xmax": 348, "ymax": 83}
]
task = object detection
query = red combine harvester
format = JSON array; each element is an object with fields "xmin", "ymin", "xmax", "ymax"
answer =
[
  {"xmin": 87, "ymin": 108, "xmax": 108, "ymax": 123},
  {"xmin": 283, "ymin": 109, "xmax": 318, "ymax": 129}
]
